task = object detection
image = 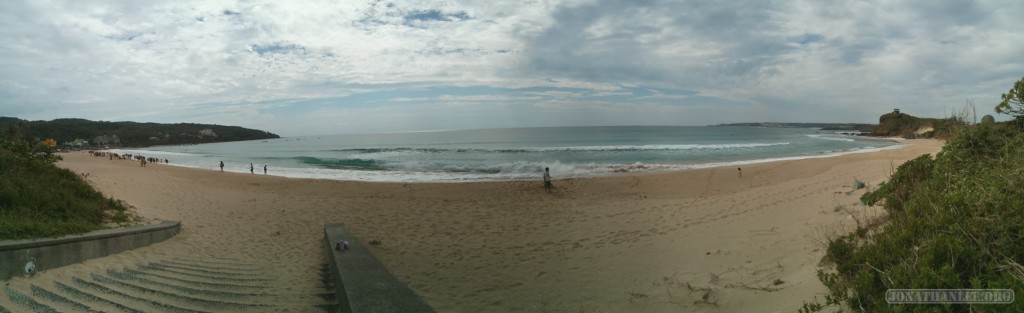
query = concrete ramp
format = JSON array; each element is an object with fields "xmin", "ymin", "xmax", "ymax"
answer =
[{"xmin": 324, "ymin": 223, "xmax": 435, "ymax": 313}]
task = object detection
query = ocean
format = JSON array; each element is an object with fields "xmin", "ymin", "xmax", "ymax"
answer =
[{"xmin": 110, "ymin": 126, "xmax": 900, "ymax": 182}]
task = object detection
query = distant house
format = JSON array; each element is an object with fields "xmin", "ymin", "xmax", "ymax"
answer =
[
  {"xmin": 43, "ymin": 138, "xmax": 57, "ymax": 147},
  {"xmin": 199, "ymin": 129, "xmax": 217, "ymax": 138},
  {"xmin": 67, "ymin": 139, "xmax": 89, "ymax": 147},
  {"xmin": 93, "ymin": 135, "xmax": 121, "ymax": 146}
]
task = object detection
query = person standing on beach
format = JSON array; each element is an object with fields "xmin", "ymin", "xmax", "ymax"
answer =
[
  {"xmin": 738, "ymin": 167, "xmax": 742, "ymax": 178},
  {"xmin": 220, "ymin": 161, "xmax": 224, "ymax": 172},
  {"xmin": 543, "ymin": 167, "xmax": 552, "ymax": 193},
  {"xmin": 264, "ymin": 165, "xmax": 267, "ymax": 175},
  {"xmin": 250, "ymin": 163, "xmax": 255, "ymax": 174}
]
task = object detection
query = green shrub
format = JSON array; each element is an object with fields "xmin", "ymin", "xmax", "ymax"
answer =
[
  {"xmin": 0, "ymin": 125, "xmax": 128, "ymax": 239},
  {"xmin": 815, "ymin": 123, "xmax": 1024, "ymax": 312},
  {"xmin": 861, "ymin": 154, "xmax": 934, "ymax": 212}
]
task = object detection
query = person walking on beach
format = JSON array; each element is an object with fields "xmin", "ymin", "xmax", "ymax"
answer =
[
  {"xmin": 738, "ymin": 167, "xmax": 742, "ymax": 178},
  {"xmin": 219, "ymin": 161, "xmax": 224, "ymax": 172},
  {"xmin": 250, "ymin": 163, "xmax": 255, "ymax": 174},
  {"xmin": 263, "ymin": 165, "xmax": 267, "ymax": 175},
  {"xmin": 543, "ymin": 167, "xmax": 552, "ymax": 193}
]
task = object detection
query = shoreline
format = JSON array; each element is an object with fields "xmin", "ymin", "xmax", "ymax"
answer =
[
  {"xmin": 31, "ymin": 138, "xmax": 944, "ymax": 312},
  {"xmin": 99, "ymin": 136, "xmax": 906, "ymax": 183}
]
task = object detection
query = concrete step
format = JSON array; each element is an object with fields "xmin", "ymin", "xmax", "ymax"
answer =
[
  {"xmin": 153, "ymin": 261, "xmax": 265, "ymax": 276},
  {"xmin": 106, "ymin": 269, "xmax": 265, "ymax": 299},
  {"xmin": 170, "ymin": 258, "xmax": 262, "ymax": 269},
  {"xmin": 4, "ymin": 287, "xmax": 59, "ymax": 313},
  {"xmin": 90, "ymin": 273, "xmax": 274, "ymax": 311},
  {"xmin": 2, "ymin": 256, "xmax": 340, "ymax": 313},
  {"xmin": 147, "ymin": 262, "xmax": 265, "ymax": 278},
  {"xmin": 30, "ymin": 284, "xmax": 107, "ymax": 313},
  {"xmin": 72, "ymin": 276, "xmax": 212, "ymax": 313},
  {"xmin": 138, "ymin": 264, "xmax": 271, "ymax": 284},
  {"xmin": 318, "ymin": 262, "xmax": 340, "ymax": 312},
  {"xmin": 161, "ymin": 260, "xmax": 264, "ymax": 273},
  {"xmin": 53, "ymin": 281, "xmax": 147, "ymax": 313},
  {"xmin": 120, "ymin": 268, "xmax": 268, "ymax": 292}
]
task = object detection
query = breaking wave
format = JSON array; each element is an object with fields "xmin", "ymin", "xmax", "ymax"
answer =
[
  {"xmin": 806, "ymin": 134, "xmax": 856, "ymax": 142},
  {"xmin": 329, "ymin": 142, "xmax": 790, "ymax": 154}
]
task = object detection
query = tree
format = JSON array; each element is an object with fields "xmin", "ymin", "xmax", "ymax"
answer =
[
  {"xmin": 994, "ymin": 76, "xmax": 1024, "ymax": 118},
  {"xmin": 1, "ymin": 122, "xmax": 61, "ymax": 164}
]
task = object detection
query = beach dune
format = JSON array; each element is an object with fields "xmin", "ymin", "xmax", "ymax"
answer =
[{"xmin": 8, "ymin": 139, "xmax": 942, "ymax": 312}]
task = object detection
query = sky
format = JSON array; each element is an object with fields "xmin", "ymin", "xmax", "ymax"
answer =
[{"xmin": 1, "ymin": 0, "xmax": 1022, "ymax": 136}]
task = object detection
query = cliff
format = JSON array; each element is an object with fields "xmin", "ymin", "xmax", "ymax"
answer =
[{"xmin": 870, "ymin": 110, "xmax": 956, "ymax": 139}]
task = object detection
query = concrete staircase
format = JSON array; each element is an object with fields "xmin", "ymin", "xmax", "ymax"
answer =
[{"xmin": 1, "ymin": 258, "xmax": 339, "ymax": 313}]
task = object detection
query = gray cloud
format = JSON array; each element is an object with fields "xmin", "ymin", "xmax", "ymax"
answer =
[
  {"xmin": 519, "ymin": 0, "xmax": 1023, "ymax": 120},
  {"xmin": 520, "ymin": 0, "xmax": 796, "ymax": 87},
  {"xmin": 0, "ymin": 0, "xmax": 1022, "ymax": 135}
]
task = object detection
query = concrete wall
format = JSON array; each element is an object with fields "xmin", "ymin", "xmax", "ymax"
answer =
[
  {"xmin": 0, "ymin": 221, "xmax": 180, "ymax": 281},
  {"xmin": 324, "ymin": 223, "xmax": 435, "ymax": 313}
]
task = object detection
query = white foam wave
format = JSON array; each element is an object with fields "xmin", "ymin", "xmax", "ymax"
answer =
[
  {"xmin": 103, "ymin": 149, "xmax": 202, "ymax": 157},
  {"xmin": 158, "ymin": 144, "xmax": 905, "ymax": 183},
  {"xmin": 806, "ymin": 134, "xmax": 855, "ymax": 142},
  {"xmin": 682, "ymin": 144, "xmax": 906, "ymax": 170},
  {"xmin": 546, "ymin": 142, "xmax": 790, "ymax": 151},
  {"xmin": 338, "ymin": 142, "xmax": 792, "ymax": 156}
]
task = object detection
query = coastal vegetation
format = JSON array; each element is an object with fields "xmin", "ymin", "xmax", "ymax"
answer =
[
  {"xmin": 804, "ymin": 77, "xmax": 1024, "ymax": 312},
  {"xmin": 715, "ymin": 118, "xmax": 956, "ymax": 138},
  {"xmin": 870, "ymin": 109, "xmax": 961, "ymax": 139},
  {"xmin": 0, "ymin": 117, "xmax": 279, "ymax": 148},
  {"xmin": 0, "ymin": 124, "xmax": 130, "ymax": 240},
  {"xmin": 995, "ymin": 77, "xmax": 1024, "ymax": 117}
]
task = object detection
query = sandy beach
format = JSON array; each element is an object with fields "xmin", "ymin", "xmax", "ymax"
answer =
[{"xmin": 9, "ymin": 139, "xmax": 942, "ymax": 312}]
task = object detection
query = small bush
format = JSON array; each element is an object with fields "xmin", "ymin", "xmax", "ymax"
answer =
[
  {"xmin": 861, "ymin": 154, "xmax": 934, "ymax": 212},
  {"xmin": 0, "ymin": 125, "xmax": 129, "ymax": 239},
  {"xmin": 816, "ymin": 122, "xmax": 1024, "ymax": 312}
]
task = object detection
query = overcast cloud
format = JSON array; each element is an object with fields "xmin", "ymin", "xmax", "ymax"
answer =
[{"xmin": 1, "ymin": 0, "xmax": 1021, "ymax": 135}]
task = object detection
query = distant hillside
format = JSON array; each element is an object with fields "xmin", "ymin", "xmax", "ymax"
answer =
[
  {"xmin": 870, "ymin": 110, "xmax": 958, "ymax": 138},
  {"xmin": 0, "ymin": 117, "xmax": 280, "ymax": 147},
  {"xmin": 714, "ymin": 122, "xmax": 876, "ymax": 132}
]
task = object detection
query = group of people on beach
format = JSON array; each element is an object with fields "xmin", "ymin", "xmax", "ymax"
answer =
[
  {"xmin": 90, "ymin": 151, "xmax": 168, "ymax": 167},
  {"xmin": 219, "ymin": 161, "xmax": 267, "ymax": 175}
]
